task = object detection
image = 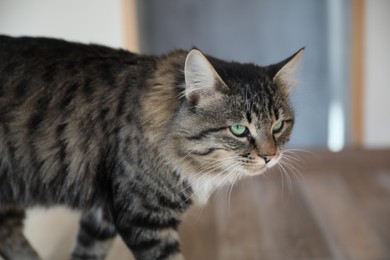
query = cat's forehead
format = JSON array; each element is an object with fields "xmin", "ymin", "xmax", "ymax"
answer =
[
  {"xmin": 214, "ymin": 62, "xmax": 278, "ymax": 102},
  {"xmin": 208, "ymin": 58, "xmax": 292, "ymax": 121},
  {"xmin": 225, "ymin": 81, "xmax": 279, "ymax": 114},
  {"xmin": 222, "ymin": 80, "xmax": 292, "ymax": 126},
  {"xmin": 213, "ymin": 61, "xmax": 270, "ymax": 88}
]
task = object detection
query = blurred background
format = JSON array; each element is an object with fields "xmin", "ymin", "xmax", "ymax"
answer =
[
  {"xmin": 0, "ymin": 0, "xmax": 389, "ymax": 259},
  {"xmin": 1, "ymin": 0, "xmax": 389, "ymax": 150}
]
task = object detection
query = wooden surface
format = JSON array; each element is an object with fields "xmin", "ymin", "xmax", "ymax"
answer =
[{"xmin": 25, "ymin": 149, "xmax": 390, "ymax": 260}]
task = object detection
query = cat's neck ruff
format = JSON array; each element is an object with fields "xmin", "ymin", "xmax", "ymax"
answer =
[{"xmin": 184, "ymin": 169, "xmax": 243, "ymax": 205}]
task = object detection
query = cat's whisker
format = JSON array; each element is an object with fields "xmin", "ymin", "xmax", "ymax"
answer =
[
  {"xmin": 178, "ymin": 149, "xmax": 198, "ymax": 163},
  {"xmin": 281, "ymin": 160, "xmax": 304, "ymax": 183},
  {"xmin": 277, "ymin": 161, "xmax": 294, "ymax": 200},
  {"xmin": 269, "ymin": 164, "xmax": 284, "ymax": 198},
  {"xmin": 217, "ymin": 162, "xmax": 240, "ymax": 189},
  {"xmin": 284, "ymin": 148, "xmax": 312, "ymax": 154},
  {"xmin": 174, "ymin": 158, "xmax": 240, "ymax": 194},
  {"xmin": 280, "ymin": 158, "xmax": 305, "ymax": 199},
  {"xmin": 281, "ymin": 153, "xmax": 301, "ymax": 164},
  {"xmin": 193, "ymin": 157, "xmax": 239, "ymax": 176},
  {"xmin": 170, "ymin": 155, "xmax": 240, "ymax": 191},
  {"xmin": 177, "ymin": 160, "xmax": 242, "ymax": 208},
  {"xmin": 178, "ymin": 167, "xmax": 227, "ymax": 204},
  {"xmin": 194, "ymin": 157, "xmax": 244, "ymax": 179},
  {"xmin": 283, "ymin": 148, "xmax": 314, "ymax": 161},
  {"xmin": 281, "ymin": 155, "xmax": 299, "ymax": 167},
  {"xmin": 211, "ymin": 163, "xmax": 240, "ymax": 213},
  {"xmin": 227, "ymin": 165, "xmax": 242, "ymax": 217},
  {"xmin": 277, "ymin": 164, "xmax": 286, "ymax": 198},
  {"xmin": 202, "ymin": 155, "xmax": 242, "ymax": 164},
  {"xmin": 166, "ymin": 149, "xmax": 203, "ymax": 190},
  {"xmin": 200, "ymin": 160, "xmax": 242, "ymax": 188},
  {"xmin": 280, "ymin": 153, "xmax": 304, "ymax": 179}
]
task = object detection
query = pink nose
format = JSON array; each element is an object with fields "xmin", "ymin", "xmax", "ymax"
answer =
[{"xmin": 259, "ymin": 154, "xmax": 275, "ymax": 164}]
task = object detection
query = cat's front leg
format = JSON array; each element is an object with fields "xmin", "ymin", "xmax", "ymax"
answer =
[
  {"xmin": 71, "ymin": 208, "xmax": 117, "ymax": 260},
  {"xmin": 113, "ymin": 196, "xmax": 185, "ymax": 260},
  {"xmin": 116, "ymin": 213, "xmax": 184, "ymax": 260},
  {"xmin": 0, "ymin": 207, "xmax": 40, "ymax": 260}
]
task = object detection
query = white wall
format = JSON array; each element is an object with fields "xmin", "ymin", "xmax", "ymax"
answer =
[
  {"xmin": 0, "ymin": 0, "xmax": 125, "ymax": 48},
  {"xmin": 363, "ymin": 0, "xmax": 390, "ymax": 148}
]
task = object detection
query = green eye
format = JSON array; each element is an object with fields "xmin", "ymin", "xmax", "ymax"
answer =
[
  {"xmin": 272, "ymin": 121, "xmax": 284, "ymax": 133},
  {"xmin": 229, "ymin": 125, "xmax": 248, "ymax": 137}
]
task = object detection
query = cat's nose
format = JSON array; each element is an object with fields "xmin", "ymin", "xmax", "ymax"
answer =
[{"xmin": 259, "ymin": 154, "xmax": 274, "ymax": 164}]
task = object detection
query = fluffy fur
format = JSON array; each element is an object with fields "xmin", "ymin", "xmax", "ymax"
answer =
[{"xmin": 0, "ymin": 35, "xmax": 302, "ymax": 260}]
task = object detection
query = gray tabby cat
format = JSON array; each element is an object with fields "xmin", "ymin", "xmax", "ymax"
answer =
[{"xmin": 0, "ymin": 35, "xmax": 302, "ymax": 260}]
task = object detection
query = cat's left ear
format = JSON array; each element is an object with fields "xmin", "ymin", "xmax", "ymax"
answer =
[
  {"xmin": 267, "ymin": 48, "xmax": 304, "ymax": 95},
  {"xmin": 184, "ymin": 49, "xmax": 226, "ymax": 106}
]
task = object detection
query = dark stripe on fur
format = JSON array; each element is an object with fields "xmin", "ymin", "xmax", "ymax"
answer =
[
  {"xmin": 129, "ymin": 238, "xmax": 160, "ymax": 251},
  {"xmin": 156, "ymin": 241, "xmax": 180, "ymax": 260},
  {"xmin": 0, "ymin": 209, "xmax": 25, "ymax": 223},
  {"xmin": 246, "ymin": 111, "xmax": 252, "ymax": 123},
  {"xmin": 99, "ymin": 63, "xmax": 115, "ymax": 86},
  {"xmin": 14, "ymin": 80, "xmax": 29, "ymax": 99},
  {"xmin": 129, "ymin": 212, "xmax": 179, "ymax": 230},
  {"xmin": 60, "ymin": 82, "xmax": 79, "ymax": 109},
  {"xmin": 76, "ymin": 230, "xmax": 94, "ymax": 247},
  {"xmin": 71, "ymin": 253, "xmax": 99, "ymax": 260},
  {"xmin": 185, "ymin": 126, "xmax": 226, "ymax": 141},
  {"xmin": 55, "ymin": 123, "xmax": 67, "ymax": 162},
  {"xmin": 115, "ymin": 84, "xmax": 129, "ymax": 117},
  {"xmin": 82, "ymin": 78, "xmax": 94, "ymax": 102},
  {"xmin": 79, "ymin": 221, "xmax": 117, "ymax": 242},
  {"xmin": 27, "ymin": 93, "xmax": 51, "ymax": 134},
  {"xmin": 191, "ymin": 147, "xmax": 225, "ymax": 156},
  {"xmin": 157, "ymin": 193, "xmax": 191, "ymax": 211}
]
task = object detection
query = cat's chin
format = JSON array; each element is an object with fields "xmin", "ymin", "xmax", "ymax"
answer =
[
  {"xmin": 244, "ymin": 157, "xmax": 281, "ymax": 176},
  {"xmin": 245, "ymin": 167, "xmax": 268, "ymax": 176}
]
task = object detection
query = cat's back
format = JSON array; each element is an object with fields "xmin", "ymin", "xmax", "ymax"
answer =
[
  {"xmin": 0, "ymin": 35, "xmax": 136, "ymax": 62},
  {"xmin": 0, "ymin": 35, "xmax": 141, "ymax": 95},
  {"xmin": 0, "ymin": 35, "xmax": 151, "ymax": 126},
  {"xmin": 0, "ymin": 35, "xmax": 152, "ymax": 141},
  {"xmin": 0, "ymin": 36, "xmax": 152, "ymax": 206},
  {"xmin": 0, "ymin": 35, "xmax": 79, "ymax": 56}
]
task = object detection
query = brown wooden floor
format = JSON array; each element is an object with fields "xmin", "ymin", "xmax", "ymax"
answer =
[
  {"xmin": 179, "ymin": 149, "xmax": 390, "ymax": 260},
  {"xmin": 25, "ymin": 149, "xmax": 390, "ymax": 260}
]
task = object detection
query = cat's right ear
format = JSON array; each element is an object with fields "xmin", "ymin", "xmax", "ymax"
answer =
[
  {"xmin": 267, "ymin": 48, "xmax": 304, "ymax": 95},
  {"xmin": 184, "ymin": 49, "xmax": 225, "ymax": 106}
]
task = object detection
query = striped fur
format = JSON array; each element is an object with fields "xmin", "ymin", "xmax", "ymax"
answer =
[{"xmin": 0, "ymin": 35, "xmax": 301, "ymax": 259}]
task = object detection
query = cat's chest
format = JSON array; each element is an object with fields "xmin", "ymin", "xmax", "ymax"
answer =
[{"xmin": 185, "ymin": 172, "xmax": 240, "ymax": 205}]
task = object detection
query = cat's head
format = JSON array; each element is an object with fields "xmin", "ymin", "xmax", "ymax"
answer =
[{"xmin": 164, "ymin": 48, "xmax": 303, "ymax": 197}]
